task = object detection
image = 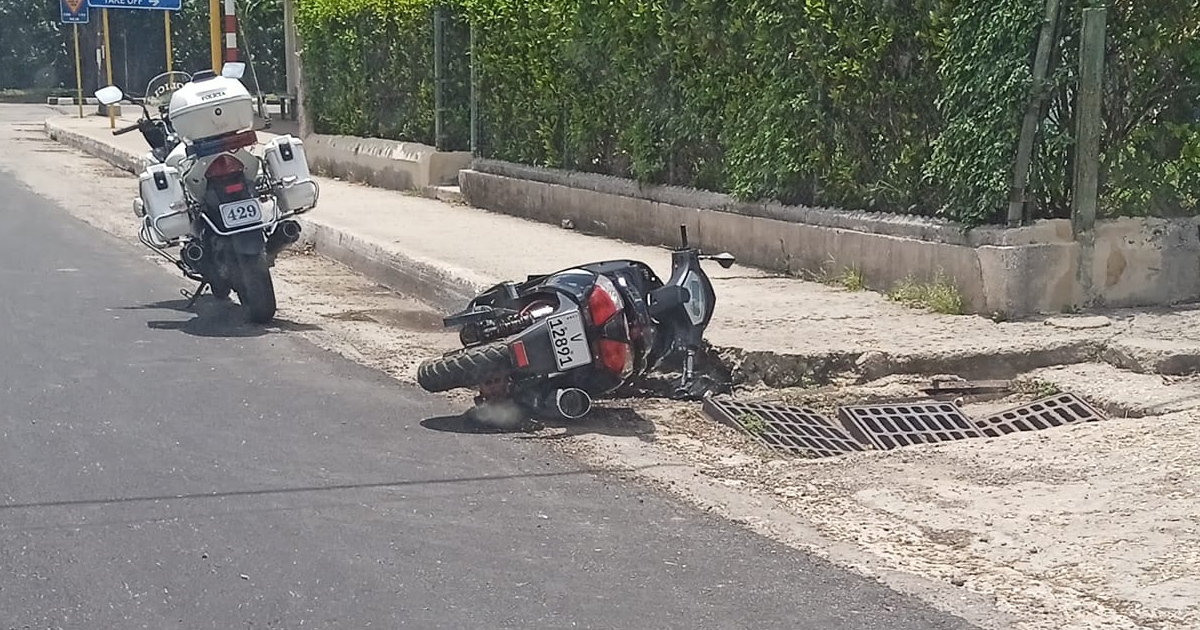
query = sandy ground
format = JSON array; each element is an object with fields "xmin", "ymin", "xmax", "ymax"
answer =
[
  {"xmin": 565, "ymin": 397, "xmax": 1200, "ymax": 630},
  {"xmin": 12, "ymin": 109, "xmax": 1200, "ymax": 630}
]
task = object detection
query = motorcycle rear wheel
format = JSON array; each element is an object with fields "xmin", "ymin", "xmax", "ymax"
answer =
[
  {"xmin": 237, "ymin": 253, "xmax": 277, "ymax": 324},
  {"xmin": 417, "ymin": 344, "xmax": 512, "ymax": 393}
]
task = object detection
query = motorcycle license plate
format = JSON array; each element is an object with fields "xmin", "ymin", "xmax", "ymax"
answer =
[
  {"xmin": 548, "ymin": 311, "xmax": 591, "ymax": 371},
  {"xmin": 219, "ymin": 198, "xmax": 264, "ymax": 229}
]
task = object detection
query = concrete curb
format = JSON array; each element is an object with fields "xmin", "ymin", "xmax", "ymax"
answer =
[
  {"xmin": 47, "ymin": 122, "xmax": 141, "ymax": 172},
  {"xmin": 46, "ymin": 119, "xmax": 1200, "ymax": 387}
]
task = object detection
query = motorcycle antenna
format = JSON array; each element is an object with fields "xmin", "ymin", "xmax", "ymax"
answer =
[{"xmin": 234, "ymin": 0, "xmax": 272, "ymax": 130}]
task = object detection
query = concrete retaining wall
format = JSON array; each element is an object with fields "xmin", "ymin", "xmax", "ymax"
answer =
[
  {"xmin": 460, "ymin": 161, "xmax": 1200, "ymax": 316},
  {"xmin": 304, "ymin": 134, "xmax": 471, "ymax": 192}
]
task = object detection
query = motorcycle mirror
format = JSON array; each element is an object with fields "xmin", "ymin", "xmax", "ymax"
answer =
[
  {"xmin": 221, "ymin": 62, "xmax": 247, "ymax": 80},
  {"xmin": 708, "ymin": 252, "xmax": 737, "ymax": 269},
  {"xmin": 95, "ymin": 85, "xmax": 124, "ymax": 106}
]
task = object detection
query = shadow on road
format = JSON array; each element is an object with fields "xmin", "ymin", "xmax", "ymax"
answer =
[
  {"xmin": 421, "ymin": 406, "xmax": 657, "ymax": 441},
  {"xmin": 123, "ymin": 298, "xmax": 320, "ymax": 338}
]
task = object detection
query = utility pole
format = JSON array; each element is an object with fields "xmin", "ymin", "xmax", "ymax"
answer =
[{"xmin": 209, "ymin": 0, "xmax": 222, "ymax": 72}]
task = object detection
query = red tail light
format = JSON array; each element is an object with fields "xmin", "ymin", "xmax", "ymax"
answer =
[
  {"xmin": 597, "ymin": 339, "xmax": 633, "ymax": 377},
  {"xmin": 588, "ymin": 275, "xmax": 623, "ymax": 326},
  {"xmin": 205, "ymin": 154, "xmax": 244, "ymax": 179}
]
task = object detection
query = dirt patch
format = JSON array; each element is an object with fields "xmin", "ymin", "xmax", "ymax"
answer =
[{"xmin": 325, "ymin": 307, "xmax": 446, "ymax": 331}]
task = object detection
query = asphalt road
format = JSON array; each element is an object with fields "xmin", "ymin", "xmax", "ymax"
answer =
[{"xmin": 0, "ymin": 108, "xmax": 973, "ymax": 629}]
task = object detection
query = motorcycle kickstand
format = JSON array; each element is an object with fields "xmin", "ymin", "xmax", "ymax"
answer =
[
  {"xmin": 182, "ymin": 281, "xmax": 209, "ymax": 309},
  {"xmin": 673, "ymin": 348, "xmax": 699, "ymax": 400}
]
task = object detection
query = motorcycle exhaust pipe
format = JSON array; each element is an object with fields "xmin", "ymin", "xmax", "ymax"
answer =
[
  {"xmin": 266, "ymin": 220, "xmax": 302, "ymax": 256},
  {"xmin": 182, "ymin": 242, "xmax": 205, "ymax": 264},
  {"xmin": 545, "ymin": 388, "xmax": 592, "ymax": 420},
  {"xmin": 280, "ymin": 220, "xmax": 302, "ymax": 242}
]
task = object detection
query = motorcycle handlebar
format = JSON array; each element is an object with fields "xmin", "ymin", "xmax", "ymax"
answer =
[{"xmin": 112, "ymin": 122, "xmax": 140, "ymax": 136}]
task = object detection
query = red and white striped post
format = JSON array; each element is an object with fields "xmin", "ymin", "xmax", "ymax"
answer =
[{"xmin": 223, "ymin": 0, "xmax": 238, "ymax": 63}]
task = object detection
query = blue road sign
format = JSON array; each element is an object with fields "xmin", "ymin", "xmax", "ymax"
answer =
[
  {"xmin": 87, "ymin": 0, "xmax": 182, "ymax": 10},
  {"xmin": 61, "ymin": 0, "xmax": 90, "ymax": 23}
]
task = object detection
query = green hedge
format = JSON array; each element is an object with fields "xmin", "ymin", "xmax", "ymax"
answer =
[
  {"xmin": 296, "ymin": 0, "xmax": 1200, "ymax": 225},
  {"xmin": 296, "ymin": 0, "xmax": 469, "ymax": 146}
]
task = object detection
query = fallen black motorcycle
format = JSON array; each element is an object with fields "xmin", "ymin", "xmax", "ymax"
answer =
[{"xmin": 417, "ymin": 226, "xmax": 735, "ymax": 419}]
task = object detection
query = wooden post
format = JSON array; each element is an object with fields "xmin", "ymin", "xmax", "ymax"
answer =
[
  {"xmin": 284, "ymin": 0, "xmax": 299, "ymax": 119},
  {"xmin": 433, "ymin": 5, "xmax": 445, "ymax": 150},
  {"xmin": 1007, "ymin": 0, "xmax": 1061, "ymax": 227},
  {"xmin": 73, "ymin": 25, "xmax": 84, "ymax": 118},
  {"xmin": 102, "ymin": 9, "xmax": 114, "ymax": 129},
  {"xmin": 209, "ymin": 0, "xmax": 222, "ymax": 72},
  {"xmin": 164, "ymin": 12, "xmax": 173, "ymax": 73},
  {"xmin": 469, "ymin": 21, "xmax": 478, "ymax": 156},
  {"xmin": 1072, "ymin": 7, "xmax": 1107, "ymax": 236}
]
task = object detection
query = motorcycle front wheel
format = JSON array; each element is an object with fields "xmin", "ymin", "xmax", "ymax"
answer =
[
  {"xmin": 237, "ymin": 253, "xmax": 277, "ymax": 323},
  {"xmin": 417, "ymin": 343, "xmax": 512, "ymax": 393}
]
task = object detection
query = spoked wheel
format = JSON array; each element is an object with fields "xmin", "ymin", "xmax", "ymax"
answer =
[{"xmin": 236, "ymin": 253, "xmax": 277, "ymax": 323}]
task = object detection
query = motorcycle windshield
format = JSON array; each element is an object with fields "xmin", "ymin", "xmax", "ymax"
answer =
[{"xmin": 144, "ymin": 71, "xmax": 193, "ymax": 110}]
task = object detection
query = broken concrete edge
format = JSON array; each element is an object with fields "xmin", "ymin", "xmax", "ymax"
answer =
[
  {"xmin": 717, "ymin": 340, "xmax": 1106, "ymax": 389},
  {"xmin": 45, "ymin": 119, "xmax": 1200, "ymax": 389},
  {"xmin": 460, "ymin": 166, "xmax": 1200, "ymax": 317}
]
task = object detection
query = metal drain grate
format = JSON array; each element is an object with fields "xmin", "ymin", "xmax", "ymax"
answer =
[
  {"xmin": 702, "ymin": 399, "xmax": 865, "ymax": 458},
  {"xmin": 974, "ymin": 392, "xmax": 1106, "ymax": 437},
  {"xmin": 837, "ymin": 401, "xmax": 980, "ymax": 450}
]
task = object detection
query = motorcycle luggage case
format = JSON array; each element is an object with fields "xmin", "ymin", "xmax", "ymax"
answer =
[
  {"xmin": 263, "ymin": 135, "xmax": 318, "ymax": 213},
  {"xmin": 168, "ymin": 76, "xmax": 254, "ymax": 141},
  {"xmin": 139, "ymin": 163, "xmax": 190, "ymax": 243}
]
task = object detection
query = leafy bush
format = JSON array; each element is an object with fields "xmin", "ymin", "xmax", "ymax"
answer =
[
  {"xmin": 0, "ymin": 0, "xmax": 70, "ymax": 89},
  {"xmin": 295, "ymin": 0, "xmax": 1199, "ymax": 225},
  {"xmin": 296, "ymin": 0, "xmax": 469, "ymax": 146}
]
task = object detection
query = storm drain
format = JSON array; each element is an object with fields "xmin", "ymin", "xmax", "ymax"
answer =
[
  {"xmin": 837, "ymin": 401, "xmax": 980, "ymax": 450},
  {"xmin": 974, "ymin": 392, "xmax": 1107, "ymax": 437},
  {"xmin": 702, "ymin": 399, "xmax": 864, "ymax": 458}
]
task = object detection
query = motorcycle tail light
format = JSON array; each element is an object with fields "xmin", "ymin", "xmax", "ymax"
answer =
[
  {"xmin": 206, "ymin": 154, "xmax": 244, "ymax": 179},
  {"xmin": 588, "ymin": 275, "xmax": 623, "ymax": 326},
  {"xmin": 597, "ymin": 339, "xmax": 633, "ymax": 377}
]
